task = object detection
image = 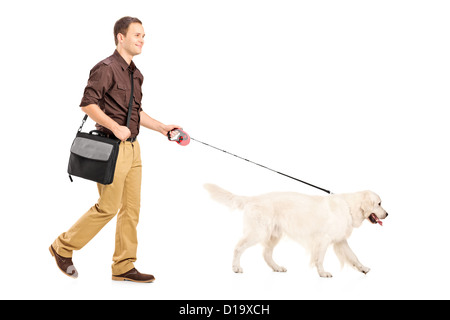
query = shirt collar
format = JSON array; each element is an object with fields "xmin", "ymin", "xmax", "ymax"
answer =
[{"xmin": 113, "ymin": 49, "xmax": 136, "ymax": 73}]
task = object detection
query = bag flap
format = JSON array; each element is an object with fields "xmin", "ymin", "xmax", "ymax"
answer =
[{"xmin": 71, "ymin": 137, "xmax": 114, "ymax": 161}]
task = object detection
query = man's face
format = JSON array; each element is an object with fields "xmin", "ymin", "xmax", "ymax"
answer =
[{"xmin": 120, "ymin": 23, "xmax": 145, "ymax": 56}]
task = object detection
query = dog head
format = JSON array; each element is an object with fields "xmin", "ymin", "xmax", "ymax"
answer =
[{"xmin": 360, "ymin": 191, "xmax": 388, "ymax": 226}]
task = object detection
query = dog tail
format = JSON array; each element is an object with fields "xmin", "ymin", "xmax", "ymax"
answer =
[{"xmin": 203, "ymin": 184, "xmax": 247, "ymax": 211}]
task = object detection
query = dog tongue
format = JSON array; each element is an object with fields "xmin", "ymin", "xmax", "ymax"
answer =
[{"xmin": 370, "ymin": 213, "xmax": 383, "ymax": 226}]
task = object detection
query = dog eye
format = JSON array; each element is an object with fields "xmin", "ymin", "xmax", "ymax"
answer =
[{"xmin": 378, "ymin": 202, "xmax": 381, "ymax": 206}]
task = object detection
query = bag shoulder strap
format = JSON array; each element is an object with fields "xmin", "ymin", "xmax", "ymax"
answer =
[{"xmin": 125, "ymin": 71, "xmax": 134, "ymax": 128}]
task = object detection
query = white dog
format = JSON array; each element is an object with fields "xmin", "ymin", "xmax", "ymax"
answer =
[{"xmin": 204, "ymin": 184, "xmax": 388, "ymax": 278}]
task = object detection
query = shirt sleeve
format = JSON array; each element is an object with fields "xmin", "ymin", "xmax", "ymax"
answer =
[
  {"xmin": 137, "ymin": 72, "xmax": 144, "ymax": 113},
  {"xmin": 79, "ymin": 63, "xmax": 113, "ymax": 107}
]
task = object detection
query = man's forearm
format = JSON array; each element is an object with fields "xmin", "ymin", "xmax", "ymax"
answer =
[
  {"xmin": 81, "ymin": 104, "xmax": 120, "ymax": 132},
  {"xmin": 81, "ymin": 104, "xmax": 131, "ymax": 141},
  {"xmin": 140, "ymin": 111, "xmax": 168, "ymax": 135},
  {"xmin": 140, "ymin": 111, "xmax": 182, "ymax": 137}
]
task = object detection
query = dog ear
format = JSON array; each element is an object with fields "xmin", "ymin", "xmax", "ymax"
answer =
[{"xmin": 360, "ymin": 191, "xmax": 374, "ymax": 216}]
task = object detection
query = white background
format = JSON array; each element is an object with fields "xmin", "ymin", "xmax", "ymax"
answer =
[{"xmin": 1, "ymin": 0, "xmax": 449, "ymax": 300}]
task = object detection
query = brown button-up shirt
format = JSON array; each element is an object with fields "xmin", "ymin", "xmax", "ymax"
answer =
[{"xmin": 80, "ymin": 50, "xmax": 144, "ymax": 137}]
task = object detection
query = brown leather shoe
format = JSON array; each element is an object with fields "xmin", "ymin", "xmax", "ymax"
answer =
[
  {"xmin": 49, "ymin": 245, "xmax": 78, "ymax": 278},
  {"xmin": 112, "ymin": 268, "xmax": 155, "ymax": 283}
]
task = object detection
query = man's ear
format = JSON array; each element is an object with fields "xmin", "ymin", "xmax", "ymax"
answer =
[{"xmin": 117, "ymin": 33, "xmax": 125, "ymax": 44}]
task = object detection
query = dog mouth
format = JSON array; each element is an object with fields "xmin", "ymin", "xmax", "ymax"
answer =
[{"xmin": 369, "ymin": 213, "xmax": 383, "ymax": 226}]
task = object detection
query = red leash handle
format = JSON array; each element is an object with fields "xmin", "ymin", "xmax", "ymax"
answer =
[{"xmin": 167, "ymin": 129, "xmax": 190, "ymax": 146}]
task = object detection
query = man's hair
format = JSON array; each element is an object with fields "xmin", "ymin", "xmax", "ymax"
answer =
[{"xmin": 114, "ymin": 16, "xmax": 142, "ymax": 45}]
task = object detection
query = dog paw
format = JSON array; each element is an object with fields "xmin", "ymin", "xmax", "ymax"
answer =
[
  {"xmin": 232, "ymin": 266, "xmax": 243, "ymax": 273},
  {"xmin": 360, "ymin": 266, "xmax": 370, "ymax": 274},
  {"xmin": 319, "ymin": 271, "xmax": 333, "ymax": 278},
  {"xmin": 273, "ymin": 266, "xmax": 287, "ymax": 272}
]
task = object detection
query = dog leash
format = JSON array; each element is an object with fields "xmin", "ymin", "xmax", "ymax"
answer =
[{"xmin": 168, "ymin": 129, "xmax": 333, "ymax": 195}]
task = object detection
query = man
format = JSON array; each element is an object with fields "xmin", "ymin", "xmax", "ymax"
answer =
[{"xmin": 50, "ymin": 16, "xmax": 180, "ymax": 283}]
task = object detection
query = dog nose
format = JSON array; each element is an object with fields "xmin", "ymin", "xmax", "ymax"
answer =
[{"xmin": 385, "ymin": 212, "xmax": 388, "ymax": 217}]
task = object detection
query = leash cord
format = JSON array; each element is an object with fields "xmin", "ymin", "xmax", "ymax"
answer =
[{"xmin": 190, "ymin": 137, "xmax": 332, "ymax": 194}]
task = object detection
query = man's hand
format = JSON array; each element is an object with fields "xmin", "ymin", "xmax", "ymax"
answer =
[
  {"xmin": 112, "ymin": 125, "xmax": 132, "ymax": 142},
  {"xmin": 163, "ymin": 124, "xmax": 183, "ymax": 137}
]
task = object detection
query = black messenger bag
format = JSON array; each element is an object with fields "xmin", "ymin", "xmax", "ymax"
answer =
[
  {"xmin": 68, "ymin": 128, "xmax": 121, "ymax": 185},
  {"xmin": 67, "ymin": 71, "xmax": 134, "ymax": 185}
]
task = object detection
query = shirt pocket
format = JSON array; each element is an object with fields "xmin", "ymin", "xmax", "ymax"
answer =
[{"xmin": 108, "ymin": 83, "xmax": 127, "ymax": 106}]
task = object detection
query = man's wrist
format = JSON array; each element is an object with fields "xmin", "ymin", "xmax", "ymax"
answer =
[{"xmin": 110, "ymin": 122, "xmax": 121, "ymax": 135}]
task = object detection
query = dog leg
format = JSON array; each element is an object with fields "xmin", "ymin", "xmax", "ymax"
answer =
[
  {"xmin": 334, "ymin": 240, "xmax": 370, "ymax": 274},
  {"xmin": 311, "ymin": 242, "xmax": 332, "ymax": 278},
  {"xmin": 263, "ymin": 234, "xmax": 287, "ymax": 272},
  {"xmin": 232, "ymin": 235, "xmax": 258, "ymax": 273}
]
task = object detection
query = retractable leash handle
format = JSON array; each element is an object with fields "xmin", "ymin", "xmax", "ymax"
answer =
[{"xmin": 167, "ymin": 128, "xmax": 190, "ymax": 146}]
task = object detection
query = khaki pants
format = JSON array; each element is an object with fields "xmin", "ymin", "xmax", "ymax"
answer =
[{"xmin": 53, "ymin": 140, "xmax": 142, "ymax": 275}]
